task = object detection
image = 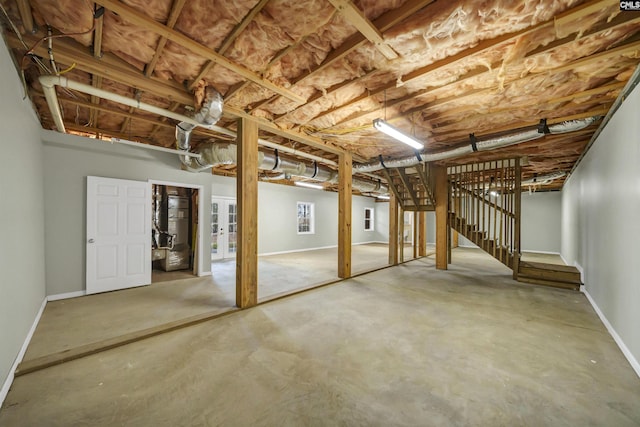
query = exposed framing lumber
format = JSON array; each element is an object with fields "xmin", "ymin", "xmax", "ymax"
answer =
[
  {"xmin": 190, "ymin": 0, "xmax": 270, "ymax": 90},
  {"xmin": 434, "ymin": 165, "xmax": 448, "ymax": 270},
  {"xmin": 94, "ymin": 0, "xmax": 304, "ymax": 103},
  {"xmin": 315, "ymin": 2, "xmax": 638, "ymax": 130},
  {"xmin": 236, "ymin": 117, "xmax": 259, "ymax": 308},
  {"xmin": 417, "ymin": 207, "xmax": 426, "ymax": 257},
  {"xmin": 396, "ymin": 168, "xmax": 419, "ymax": 207},
  {"xmin": 259, "ymin": 0, "xmax": 434, "ymax": 118},
  {"xmin": 16, "ymin": 0, "xmax": 35, "ymax": 33},
  {"xmin": 89, "ymin": 10, "xmax": 105, "ymax": 128},
  {"xmin": 380, "ymin": 168, "xmax": 404, "ymax": 210},
  {"xmin": 399, "ymin": 205, "xmax": 405, "ymax": 263},
  {"xmin": 7, "ymin": 33, "xmax": 348, "ymax": 158},
  {"xmin": 327, "ymin": 0, "xmax": 398, "ymax": 60},
  {"xmin": 422, "ymin": 80, "xmax": 626, "ymax": 123},
  {"xmin": 432, "ymin": 107, "xmax": 608, "ymax": 142},
  {"xmin": 388, "ymin": 193, "xmax": 399, "ymax": 265},
  {"xmin": 338, "ymin": 152, "xmax": 352, "ymax": 279},
  {"xmin": 512, "ymin": 161, "xmax": 522, "ymax": 280},
  {"xmin": 295, "ymin": 0, "xmax": 434, "ymax": 85},
  {"xmin": 145, "ymin": 0, "xmax": 186, "ymax": 77}
]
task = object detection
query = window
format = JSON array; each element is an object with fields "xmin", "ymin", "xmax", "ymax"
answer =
[
  {"xmin": 364, "ymin": 208, "xmax": 374, "ymax": 231},
  {"xmin": 297, "ymin": 202, "xmax": 314, "ymax": 234}
]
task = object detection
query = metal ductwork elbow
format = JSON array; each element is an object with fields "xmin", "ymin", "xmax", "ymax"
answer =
[{"xmin": 176, "ymin": 87, "xmax": 224, "ymax": 171}]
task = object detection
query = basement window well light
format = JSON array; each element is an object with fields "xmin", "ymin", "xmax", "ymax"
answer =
[
  {"xmin": 373, "ymin": 119, "xmax": 424, "ymax": 150},
  {"xmin": 297, "ymin": 202, "xmax": 315, "ymax": 234}
]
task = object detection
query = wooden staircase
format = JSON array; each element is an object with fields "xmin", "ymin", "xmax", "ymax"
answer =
[
  {"xmin": 447, "ymin": 159, "xmax": 581, "ymax": 290},
  {"xmin": 381, "ymin": 162, "xmax": 436, "ymax": 211}
]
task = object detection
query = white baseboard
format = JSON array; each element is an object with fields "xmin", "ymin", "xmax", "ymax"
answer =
[
  {"xmin": 521, "ymin": 250, "xmax": 561, "ymax": 255},
  {"xmin": 560, "ymin": 253, "xmax": 570, "ymax": 266},
  {"xmin": 1, "ymin": 297, "xmax": 47, "ymax": 409},
  {"xmin": 47, "ymin": 290, "xmax": 86, "ymax": 301},
  {"xmin": 582, "ymin": 288, "xmax": 640, "ymax": 379},
  {"xmin": 198, "ymin": 271, "xmax": 212, "ymax": 277}
]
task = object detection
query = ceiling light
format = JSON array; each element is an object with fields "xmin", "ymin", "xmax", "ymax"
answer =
[
  {"xmin": 373, "ymin": 119, "xmax": 424, "ymax": 150},
  {"xmin": 376, "ymin": 194, "xmax": 390, "ymax": 200},
  {"xmin": 295, "ymin": 181, "xmax": 324, "ymax": 190}
]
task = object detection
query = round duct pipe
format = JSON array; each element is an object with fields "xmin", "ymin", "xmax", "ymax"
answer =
[{"xmin": 353, "ymin": 117, "xmax": 599, "ymax": 173}]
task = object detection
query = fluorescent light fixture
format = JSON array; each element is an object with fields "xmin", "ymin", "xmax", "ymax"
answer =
[
  {"xmin": 295, "ymin": 181, "xmax": 324, "ymax": 190},
  {"xmin": 376, "ymin": 194, "xmax": 391, "ymax": 200},
  {"xmin": 373, "ymin": 119, "xmax": 424, "ymax": 150}
]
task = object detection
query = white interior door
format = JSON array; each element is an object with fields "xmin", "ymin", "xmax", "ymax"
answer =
[
  {"xmin": 211, "ymin": 198, "xmax": 237, "ymax": 261},
  {"xmin": 87, "ymin": 176, "xmax": 151, "ymax": 294}
]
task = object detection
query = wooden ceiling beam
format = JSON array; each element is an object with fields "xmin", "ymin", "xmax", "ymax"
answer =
[
  {"xmin": 145, "ymin": 0, "xmax": 186, "ymax": 78},
  {"xmin": 7, "ymin": 33, "xmax": 347, "ymax": 158},
  {"xmin": 253, "ymin": 0, "xmax": 434, "ymax": 116},
  {"xmin": 423, "ymin": 81, "xmax": 625, "ymax": 124},
  {"xmin": 7, "ymin": 32, "xmax": 193, "ymax": 103},
  {"xmin": 89, "ymin": 7, "xmax": 105, "ymax": 128},
  {"xmin": 189, "ymin": 0, "xmax": 270, "ymax": 90},
  {"xmin": 431, "ymin": 107, "xmax": 608, "ymax": 142},
  {"xmin": 295, "ymin": 0, "xmax": 434, "ymax": 85},
  {"xmin": 327, "ymin": 0, "xmax": 397, "ymax": 60},
  {"xmin": 321, "ymin": 12, "xmax": 640, "ymax": 131},
  {"xmin": 16, "ymin": 0, "xmax": 35, "ymax": 33},
  {"xmin": 250, "ymin": 0, "xmax": 435, "ymax": 113},
  {"xmin": 94, "ymin": 0, "xmax": 304, "ymax": 103}
]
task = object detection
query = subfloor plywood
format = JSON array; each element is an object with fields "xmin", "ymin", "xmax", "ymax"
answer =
[{"xmin": 2, "ymin": 247, "xmax": 639, "ymax": 425}]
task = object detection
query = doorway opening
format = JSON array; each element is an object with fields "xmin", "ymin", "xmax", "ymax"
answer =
[
  {"xmin": 151, "ymin": 184, "xmax": 199, "ymax": 283},
  {"xmin": 211, "ymin": 197, "xmax": 238, "ymax": 262}
]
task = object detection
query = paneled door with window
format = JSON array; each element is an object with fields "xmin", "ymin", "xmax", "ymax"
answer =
[{"xmin": 211, "ymin": 197, "xmax": 237, "ymax": 260}]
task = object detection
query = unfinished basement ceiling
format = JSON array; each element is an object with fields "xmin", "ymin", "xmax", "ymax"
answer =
[{"xmin": 1, "ymin": 0, "xmax": 639, "ymax": 190}]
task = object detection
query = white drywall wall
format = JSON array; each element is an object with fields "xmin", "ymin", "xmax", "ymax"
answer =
[
  {"xmin": 42, "ymin": 130, "xmax": 216, "ymax": 295},
  {"xmin": 521, "ymin": 191, "xmax": 562, "ymax": 253},
  {"xmin": 561, "ymin": 80, "xmax": 640, "ymax": 374},
  {"xmin": 0, "ymin": 38, "xmax": 46, "ymax": 403}
]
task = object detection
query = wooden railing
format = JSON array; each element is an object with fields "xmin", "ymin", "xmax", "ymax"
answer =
[{"xmin": 448, "ymin": 159, "xmax": 521, "ymax": 277}]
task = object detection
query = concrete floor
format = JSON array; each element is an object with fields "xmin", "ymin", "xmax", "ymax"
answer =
[
  {"xmin": 2, "ymin": 247, "xmax": 639, "ymax": 425},
  {"xmin": 22, "ymin": 243, "xmax": 394, "ymax": 361}
]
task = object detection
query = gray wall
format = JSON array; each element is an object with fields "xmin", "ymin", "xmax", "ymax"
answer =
[
  {"xmin": 42, "ymin": 130, "xmax": 381, "ymax": 293},
  {"xmin": 256, "ymin": 183, "xmax": 379, "ymax": 254},
  {"xmin": 0, "ymin": 39, "xmax": 46, "ymax": 397},
  {"xmin": 521, "ymin": 191, "xmax": 561, "ymax": 253},
  {"xmin": 561, "ymin": 81, "xmax": 640, "ymax": 370},
  {"xmin": 42, "ymin": 131, "xmax": 217, "ymax": 295}
]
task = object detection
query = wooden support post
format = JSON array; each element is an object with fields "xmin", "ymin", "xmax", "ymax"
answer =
[
  {"xmin": 412, "ymin": 212, "xmax": 418, "ymax": 259},
  {"xmin": 399, "ymin": 208, "xmax": 405, "ymax": 263},
  {"xmin": 338, "ymin": 152, "xmax": 352, "ymax": 278},
  {"xmin": 236, "ymin": 118, "xmax": 258, "ymax": 308},
  {"xmin": 418, "ymin": 208, "xmax": 426, "ymax": 257},
  {"xmin": 389, "ymin": 193, "xmax": 399, "ymax": 265},
  {"xmin": 512, "ymin": 160, "xmax": 522, "ymax": 280},
  {"xmin": 435, "ymin": 165, "xmax": 448, "ymax": 270}
]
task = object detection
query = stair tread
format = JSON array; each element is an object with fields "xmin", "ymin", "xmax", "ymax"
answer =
[
  {"xmin": 519, "ymin": 261, "xmax": 580, "ymax": 274},
  {"xmin": 517, "ymin": 276, "xmax": 580, "ymax": 291}
]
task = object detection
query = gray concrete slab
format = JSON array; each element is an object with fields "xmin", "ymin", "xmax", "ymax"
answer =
[{"xmin": 2, "ymin": 248, "xmax": 639, "ymax": 426}]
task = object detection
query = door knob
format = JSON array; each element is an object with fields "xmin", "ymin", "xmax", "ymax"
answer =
[{"xmin": 88, "ymin": 238, "xmax": 95, "ymax": 243}]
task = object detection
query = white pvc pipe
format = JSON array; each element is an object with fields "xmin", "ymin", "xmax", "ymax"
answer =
[{"xmin": 39, "ymin": 75, "xmax": 341, "ymax": 168}]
